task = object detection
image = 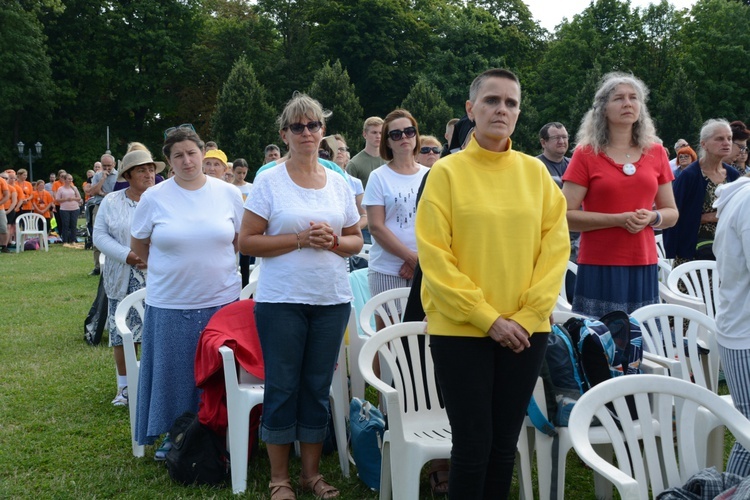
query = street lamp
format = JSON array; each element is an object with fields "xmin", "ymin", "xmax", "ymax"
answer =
[{"xmin": 17, "ymin": 141, "xmax": 42, "ymax": 182}]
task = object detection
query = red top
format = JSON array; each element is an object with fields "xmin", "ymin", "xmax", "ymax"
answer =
[{"xmin": 563, "ymin": 143, "xmax": 673, "ymax": 266}]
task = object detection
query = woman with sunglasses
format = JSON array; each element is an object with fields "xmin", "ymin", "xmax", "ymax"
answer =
[
  {"xmin": 240, "ymin": 93, "xmax": 362, "ymax": 500},
  {"xmin": 130, "ymin": 126, "xmax": 244, "ymax": 459},
  {"xmin": 362, "ymin": 109, "xmax": 429, "ymax": 319},
  {"xmin": 664, "ymin": 119, "xmax": 743, "ymax": 264},
  {"xmin": 417, "ymin": 135, "xmax": 442, "ymax": 168}
]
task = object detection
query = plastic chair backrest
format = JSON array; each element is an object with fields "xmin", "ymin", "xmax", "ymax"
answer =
[
  {"xmin": 568, "ymin": 375, "xmax": 750, "ymax": 500},
  {"xmin": 16, "ymin": 212, "xmax": 48, "ymax": 252},
  {"xmin": 667, "ymin": 260, "xmax": 718, "ymax": 318},
  {"xmin": 359, "ymin": 287, "xmax": 410, "ymax": 338},
  {"xmin": 631, "ymin": 303, "xmax": 719, "ymax": 393},
  {"xmin": 555, "ymin": 261, "xmax": 577, "ymax": 312}
]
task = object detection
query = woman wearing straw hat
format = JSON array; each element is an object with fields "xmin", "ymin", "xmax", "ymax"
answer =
[{"xmin": 93, "ymin": 149, "xmax": 164, "ymax": 407}]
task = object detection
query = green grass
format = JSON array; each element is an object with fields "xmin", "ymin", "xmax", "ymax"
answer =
[{"xmin": 0, "ymin": 244, "xmax": 734, "ymax": 498}]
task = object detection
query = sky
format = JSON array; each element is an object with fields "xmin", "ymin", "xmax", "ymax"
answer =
[{"xmin": 524, "ymin": 0, "xmax": 697, "ymax": 32}]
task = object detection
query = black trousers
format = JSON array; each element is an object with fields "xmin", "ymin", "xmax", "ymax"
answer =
[{"xmin": 430, "ymin": 333, "xmax": 547, "ymax": 500}]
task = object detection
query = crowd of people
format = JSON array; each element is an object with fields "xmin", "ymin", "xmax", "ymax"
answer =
[{"xmin": 9, "ymin": 65, "xmax": 750, "ymax": 498}]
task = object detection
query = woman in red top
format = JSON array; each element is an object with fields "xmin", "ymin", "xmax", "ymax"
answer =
[{"xmin": 562, "ymin": 73, "xmax": 678, "ymax": 317}]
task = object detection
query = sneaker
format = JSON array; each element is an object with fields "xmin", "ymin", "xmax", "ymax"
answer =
[
  {"xmin": 111, "ymin": 386, "xmax": 128, "ymax": 407},
  {"xmin": 89, "ymin": 268, "xmax": 101, "ymax": 276},
  {"xmin": 0, "ymin": 246, "xmax": 10, "ymax": 253},
  {"xmin": 154, "ymin": 434, "xmax": 172, "ymax": 461}
]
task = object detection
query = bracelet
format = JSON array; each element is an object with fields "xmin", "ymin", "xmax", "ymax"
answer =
[
  {"xmin": 649, "ymin": 210, "xmax": 662, "ymax": 227},
  {"xmin": 296, "ymin": 232, "xmax": 301, "ymax": 251},
  {"xmin": 330, "ymin": 234, "xmax": 339, "ymax": 250}
]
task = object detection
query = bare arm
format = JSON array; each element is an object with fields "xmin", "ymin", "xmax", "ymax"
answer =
[
  {"xmin": 355, "ymin": 193, "xmax": 368, "ymax": 230},
  {"xmin": 89, "ymin": 172, "xmax": 108, "ymax": 197},
  {"xmin": 0, "ymin": 188, "xmax": 9, "ymax": 207},
  {"xmin": 365, "ymin": 204, "xmax": 418, "ymax": 268},
  {"xmin": 562, "ymin": 181, "xmax": 634, "ymax": 232},
  {"xmin": 6, "ymin": 190, "xmax": 17, "ymax": 213},
  {"xmin": 130, "ymin": 236, "xmax": 150, "ymax": 266}
]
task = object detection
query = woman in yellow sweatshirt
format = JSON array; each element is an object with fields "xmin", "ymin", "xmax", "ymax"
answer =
[{"xmin": 415, "ymin": 68, "xmax": 570, "ymax": 499}]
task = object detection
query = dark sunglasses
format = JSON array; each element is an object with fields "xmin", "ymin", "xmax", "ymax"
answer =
[
  {"xmin": 163, "ymin": 123, "xmax": 196, "ymax": 139},
  {"xmin": 420, "ymin": 146, "xmax": 440, "ymax": 154},
  {"xmin": 284, "ymin": 121, "xmax": 322, "ymax": 135},
  {"xmin": 388, "ymin": 126, "xmax": 417, "ymax": 141},
  {"xmin": 318, "ymin": 149, "xmax": 331, "ymax": 160}
]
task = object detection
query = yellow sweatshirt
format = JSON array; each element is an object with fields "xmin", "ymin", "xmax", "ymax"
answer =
[{"xmin": 415, "ymin": 137, "xmax": 570, "ymax": 337}]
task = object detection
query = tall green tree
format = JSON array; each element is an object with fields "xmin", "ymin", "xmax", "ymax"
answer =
[
  {"xmin": 679, "ymin": 0, "xmax": 750, "ymax": 121},
  {"xmin": 400, "ymin": 78, "xmax": 453, "ymax": 138},
  {"xmin": 655, "ymin": 66, "xmax": 703, "ymax": 147},
  {"xmin": 0, "ymin": 2, "xmax": 55, "ymax": 166},
  {"xmin": 211, "ymin": 56, "xmax": 277, "ymax": 170},
  {"xmin": 307, "ymin": 60, "xmax": 364, "ymax": 147}
]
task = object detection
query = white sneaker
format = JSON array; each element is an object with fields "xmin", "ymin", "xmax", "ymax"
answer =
[{"xmin": 111, "ymin": 386, "xmax": 128, "ymax": 407}]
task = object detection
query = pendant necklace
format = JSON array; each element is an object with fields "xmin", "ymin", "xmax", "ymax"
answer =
[{"xmin": 609, "ymin": 145, "xmax": 637, "ymax": 176}]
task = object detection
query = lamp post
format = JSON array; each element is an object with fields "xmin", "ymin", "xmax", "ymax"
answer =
[{"xmin": 16, "ymin": 141, "xmax": 42, "ymax": 182}]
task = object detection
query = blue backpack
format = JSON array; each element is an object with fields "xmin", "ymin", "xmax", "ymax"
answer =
[{"xmin": 528, "ymin": 311, "xmax": 643, "ymax": 433}]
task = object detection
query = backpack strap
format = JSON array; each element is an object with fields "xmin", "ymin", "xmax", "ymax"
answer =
[{"xmin": 526, "ymin": 396, "xmax": 557, "ymax": 437}]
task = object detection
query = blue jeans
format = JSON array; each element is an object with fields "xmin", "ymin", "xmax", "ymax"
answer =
[
  {"xmin": 254, "ymin": 302, "xmax": 349, "ymax": 444},
  {"xmin": 59, "ymin": 208, "xmax": 79, "ymax": 243}
]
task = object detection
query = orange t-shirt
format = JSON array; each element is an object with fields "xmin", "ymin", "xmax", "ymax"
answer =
[
  {"xmin": 0, "ymin": 178, "xmax": 10, "ymax": 210},
  {"xmin": 20, "ymin": 180, "xmax": 34, "ymax": 210},
  {"xmin": 13, "ymin": 184, "xmax": 24, "ymax": 210},
  {"xmin": 33, "ymin": 190, "xmax": 54, "ymax": 218}
]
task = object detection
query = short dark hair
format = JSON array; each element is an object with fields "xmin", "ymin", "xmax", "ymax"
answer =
[
  {"xmin": 264, "ymin": 144, "xmax": 280, "ymax": 154},
  {"xmin": 163, "ymin": 127, "xmax": 204, "ymax": 159},
  {"xmin": 205, "ymin": 141, "xmax": 218, "ymax": 148},
  {"xmin": 469, "ymin": 68, "xmax": 520, "ymax": 103},
  {"xmin": 539, "ymin": 122, "xmax": 566, "ymax": 140},
  {"xmin": 232, "ymin": 158, "xmax": 248, "ymax": 170}
]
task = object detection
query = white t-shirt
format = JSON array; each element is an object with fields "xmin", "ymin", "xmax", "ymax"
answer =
[
  {"xmin": 346, "ymin": 172, "xmax": 364, "ymax": 197},
  {"xmin": 362, "ymin": 164, "xmax": 429, "ymax": 275},
  {"xmin": 246, "ymin": 164, "xmax": 360, "ymax": 305},
  {"xmin": 131, "ymin": 176, "xmax": 243, "ymax": 309},
  {"xmin": 236, "ymin": 182, "xmax": 252, "ymax": 201}
]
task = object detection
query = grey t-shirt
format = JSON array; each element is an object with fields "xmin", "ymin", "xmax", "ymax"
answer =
[{"xmin": 346, "ymin": 150, "xmax": 383, "ymax": 191}]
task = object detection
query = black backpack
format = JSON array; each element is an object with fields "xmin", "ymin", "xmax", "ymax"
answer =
[{"xmin": 165, "ymin": 412, "xmax": 228, "ymax": 486}]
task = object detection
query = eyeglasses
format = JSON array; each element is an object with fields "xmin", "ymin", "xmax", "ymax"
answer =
[
  {"xmin": 284, "ymin": 121, "xmax": 322, "ymax": 135},
  {"xmin": 420, "ymin": 146, "xmax": 440, "ymax": 154},
  {"xmin": 163, "ymin": 123, "xmax": 196, "ymax": 139},
  {"xmin": 678, "ymin": 154, "xmax": 692, "ymax": 160},
  {"xmin": 387, "ymin": 126, "xmax": 417, "ymax": 141},
  {"xmin": 734, "ymin": 143, "xmax": 748, "ymax": 153},
  {"xmin": 318, "ymin": 149, "xmax": 331, "ymax": 160},
  {"xmin": 337, "ymin": 147, "xmax": 349, "ymax": 153},
  {"xmin": 547, "ymin": 135, "xmax": 569, "ymax": 142}
]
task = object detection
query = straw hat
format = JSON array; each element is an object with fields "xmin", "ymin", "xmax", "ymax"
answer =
[{"xmin": 117, "ymin": 150, "xmax": 166, "ymax": 181}]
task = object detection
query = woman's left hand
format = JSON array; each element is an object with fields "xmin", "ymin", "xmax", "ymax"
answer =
[
  {"xmin": 488, "ymin": 317, "xmax": 530, "ymax": 354},
  {"xmin": 307, "ymin": 221, "xmax": 334, "ymax": 249},
  {"xmin": 625, "ymin": 209, "xmax": 652, "ymax": 234}
]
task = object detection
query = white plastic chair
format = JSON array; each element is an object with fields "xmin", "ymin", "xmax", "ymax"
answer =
[
  {"xmin": 115, "ymin": 287, "xmax": 147, "ymax": 458},
  {"xmin": 347, "ymin": 268, "xmax": 371, "ymax": 401},
  {"xmin": 239, "ymin": 278, "xmax": 258, "ymax": 300},
  {"xmin": 555, "ymin": 261, "xmax": 577, "ymax": 312},
  {"xmin": 667, "ymin": 260, "xmax": 718, "ymax": 318},
  {"xmin": 219, "ymin": 344, "xmax": 265, "ymax": 494},
  {"xmin": 15, "ymin": 212, "xmax": 48, "ymax": 252},
  {"xmin": 358, "ymin": 322, "xmax": 451, "ymax": 499},
  {"xmin": 631, "ymin": 303, "xmax": 730, "ymax": 469},
  {"xmin": 657, "ymin": 258, "xmax": 672, "ymax": 284},
  {"xmin": 359, "ymin": 322, "xmax": 537, "ymax": 499},
  {"xmin": 568, "ymin": 375, "xmax": 750, "ymax": 500},
  {"xmin": 355, "ymin": 242, "xmax": 372, "ymax": 261},
  {"xmin": 658, "ymin": 281, "xmax": 707, "ymax": 314},
  {"xmin": 359, "ymin": 287, "xmax": 411, "ymax": 338},
  {"xmin": 654, "ymin": 233, "xmax": 667, "ymax": 261}
]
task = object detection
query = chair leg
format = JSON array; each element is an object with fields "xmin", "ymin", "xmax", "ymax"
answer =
[
  {"xmin": 388, "ymin": 447, "xmax": 421, "ymax": 500},
  {"xmin": 227, "ymin": 407, "xmax": 251, "ymax": 493},
  {"xmin": 379, "ymin": 440, "xmax": 392, "ymax": 500},
  {"xmin": 593, "ymin": 443, "xmax": 614, "ymax": 500},
  {"xmin": 516, "ymin": 428, "xmax": 534, "ymax": 499},
  {"xmin": 329, "ymin": 393, "xmax": 350, "ymax": 477}
]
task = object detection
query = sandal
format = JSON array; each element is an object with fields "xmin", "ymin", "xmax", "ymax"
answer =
[
  {"xmin": 269, "ymin": 479, "xmax": 296, "ymax": 500},
  {"xmin": 299, "ymin": 474, "xmax": 339, "ymax": 499},
  {"xmin": 429, "ymin": 469, "xmax": 450, "ymax": 495}
]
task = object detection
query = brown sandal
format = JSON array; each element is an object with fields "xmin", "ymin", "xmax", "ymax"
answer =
[
  {"xmin": 269, "ymin": 479, "xmax": 296, "ymax": 500},
  {"xmin": 299, "ymin": 474, "xmax": 339, "ymax": 499}
]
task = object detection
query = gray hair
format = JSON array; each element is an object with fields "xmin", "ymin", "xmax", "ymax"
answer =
[
  {"xmin": 698, "ymin": 118, "xmax": 731, "ymax": 161},
  {"xmin": 277, "ymin": 92, "xmax": 332, "ymax": 131},
  {"xmin": 575, "ymin": 72, "xmax": 657, "ymax": 154}
]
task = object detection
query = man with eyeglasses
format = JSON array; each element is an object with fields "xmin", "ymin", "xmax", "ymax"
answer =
[
  {"xmin": 88, "ymin": 154, "xmax": 118, "ymax": 275},
  {"xmin": 536, "ymin": 122, "xmax": 570, "ymax": 188},
  {"xmin": 537, "ymin": 122, "xmax": 580, "ymax": 264}
]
